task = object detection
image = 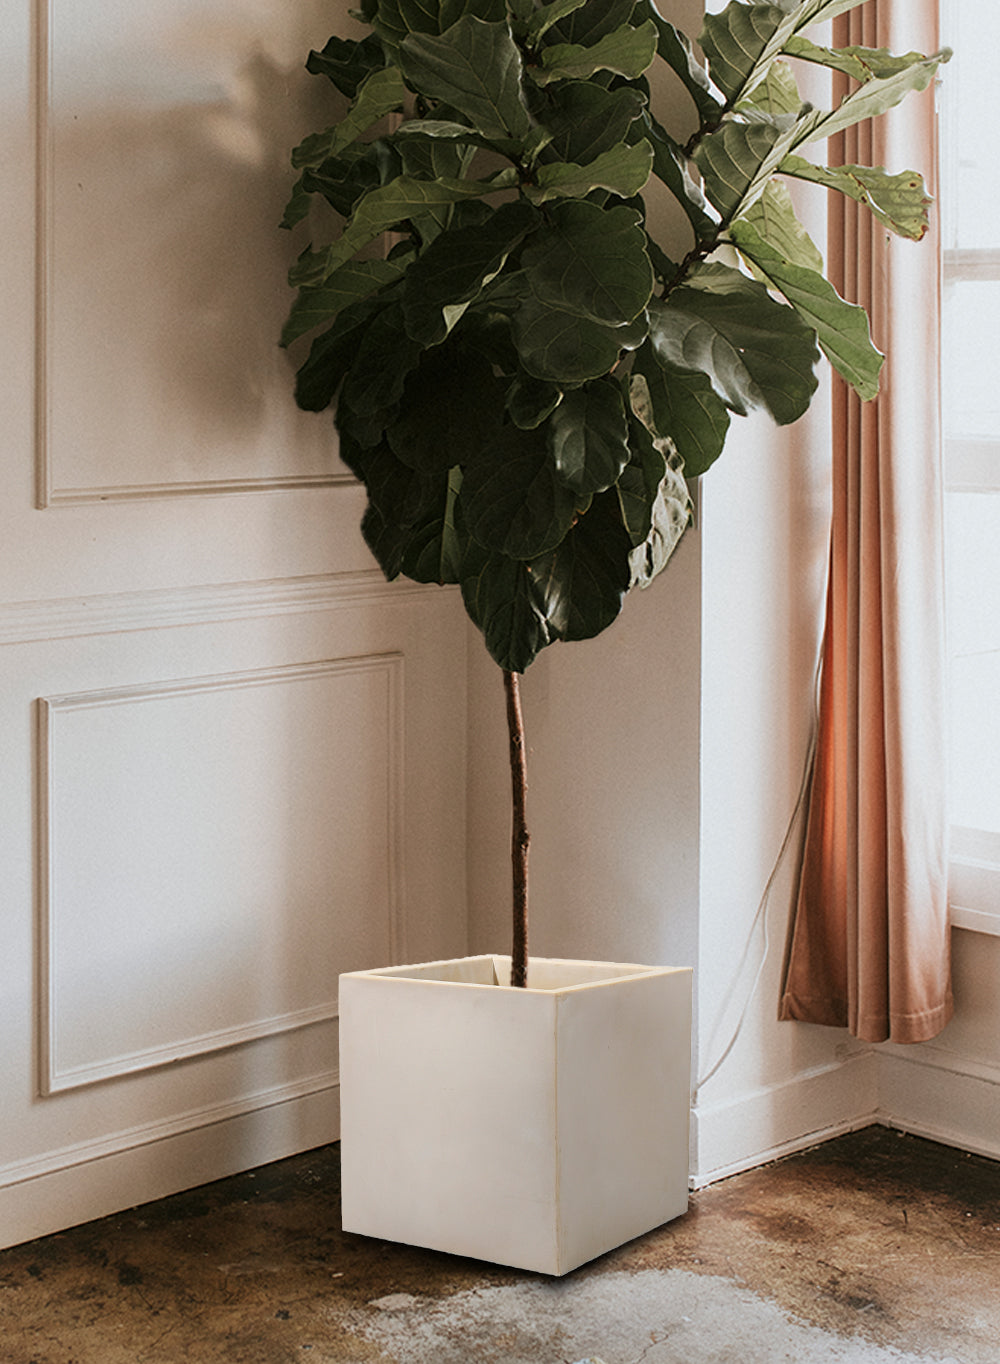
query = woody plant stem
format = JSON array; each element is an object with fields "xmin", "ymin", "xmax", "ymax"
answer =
[{"xmin": 503, "ymin": 669, "xmax": 530, "ymax": 988}]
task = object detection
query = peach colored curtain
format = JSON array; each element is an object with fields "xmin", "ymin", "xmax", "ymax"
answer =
[{"xmin": 779, "ymin": 0, "xmax": 953, "ymax": 1043}]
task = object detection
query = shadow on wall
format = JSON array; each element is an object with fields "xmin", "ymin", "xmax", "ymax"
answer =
[{"xmin": 46, "ymin": 12, "xmax": 347, "ymax": 489}]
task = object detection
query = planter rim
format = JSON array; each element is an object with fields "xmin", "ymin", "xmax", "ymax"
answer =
[{"xmin": 341, "ymin": 953, "xmax": 691, "ymax": 996}]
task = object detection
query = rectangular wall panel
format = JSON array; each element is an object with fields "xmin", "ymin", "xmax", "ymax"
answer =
[
  {"xmin": 39, "ymin": 655, "xmax": 403, "ymax": 1092},
  {"xmin": 37, "ymin": 0, "xmax": 347, "ymax": 502}
]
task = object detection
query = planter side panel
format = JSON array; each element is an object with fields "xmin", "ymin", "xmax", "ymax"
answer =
[
  {"xmin": 555, "ymin": 968, "xmax": 692, "ymax": 1274},
  {"xmin": 339, "ymin": 975, "xmax": 560, "ymax": 1271}
]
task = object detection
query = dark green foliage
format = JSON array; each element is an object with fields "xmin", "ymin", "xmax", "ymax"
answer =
[{"xmin": 281, "ymin": 0, "xmax": 948, "ymax": 672}]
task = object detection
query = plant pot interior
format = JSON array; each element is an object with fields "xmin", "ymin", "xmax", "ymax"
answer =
[{"xmin": 360, "ymin": 954, "xmax": 670, "ymax": 991}]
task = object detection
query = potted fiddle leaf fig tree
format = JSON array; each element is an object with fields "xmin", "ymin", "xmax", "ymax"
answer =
[{"xmin": 280, "ymin": 0, "xmax": 946, "ymax": 1274}]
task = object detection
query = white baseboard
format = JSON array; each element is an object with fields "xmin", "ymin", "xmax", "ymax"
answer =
[
  {"xmin": 691, "ymin": 1050, "xmax": 879, "ymax": 1188},
  {"xmin": 0, "ymin": 1076, "xmax": 339, "ymax": 1252},
  {"xmin": 7, "ymin": 1047, "xmax": 996, "ymax": 1253},
  {"xmin": 876, "ymin": 1045, "xmax": 1000, "ymax": 1164}
]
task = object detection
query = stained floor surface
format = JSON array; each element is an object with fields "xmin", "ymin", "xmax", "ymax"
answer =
[{"xmin": 1, "ymin": 1126, "xmax": 998, "ymax": 1362}]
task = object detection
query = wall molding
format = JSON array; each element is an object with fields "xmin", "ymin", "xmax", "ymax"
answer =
[
  {"xmin": 41, "ymin": 475, "xmax": 357, "ymax": 507},
  {"xmin": 0, "ymin": 570, "xmax": 447, "ymax": 645},
  {"xmin": 694, "ymin": 1041, "xmax": 1000, "ymax": 1187},
  {"xmin": 31, "ymin": 0, "xmax": 349, "ymax": 506},
  {"xmin": 691, "ymin": 1050, "xmax": 879, "ymax": 1187},
  {"xmin": 0, "ymin": 1071, "xmax": 340, "ymax": 1251},
  {"xmin": 43, "ymin": 1004, "xmax": 341, "ymax": 1094},
  {"xmin": 876, "ymin": 1043, "xmax": 1000, "ymax": 1165},
  {"xmin": 0, "ymin": 1068, "xmax": 338, "ymax": 1190},
  {"xmin": 38, "ymin": 655, "xmax": 406, "ymax": 1092},
  {"xmin": 877, "ymin": 1039, "xmax": 1000, "ymax": 1092}
]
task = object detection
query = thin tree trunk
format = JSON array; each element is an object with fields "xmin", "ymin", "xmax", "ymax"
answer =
[{"xmin": 503, "ymin": 668, "xmax": 530, "ymax": 988}]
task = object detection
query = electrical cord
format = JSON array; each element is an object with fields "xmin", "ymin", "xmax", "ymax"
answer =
[{"xmin": 694, "ymin": 637, "xmax": 824, "ymax": 1096}]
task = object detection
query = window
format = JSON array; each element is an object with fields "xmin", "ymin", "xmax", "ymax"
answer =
[{"xmin": 939, "ymin": 0, "xmax": 1000, "ymax": 932}]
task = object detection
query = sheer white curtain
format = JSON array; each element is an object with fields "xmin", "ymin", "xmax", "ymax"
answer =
[{"xmin": 780, "ymin": 0, "xmax": 953, "ymax": 1043}]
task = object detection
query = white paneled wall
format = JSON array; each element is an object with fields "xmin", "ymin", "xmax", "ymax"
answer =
[
  {"xmin": 0, "ymin": 0, "xmax": 468, "ymax": 1249},
  {"xmin": 38, "ymin": 0, "xmax": 348, "ymax": 504},
  {"xmin": 38, "ymin": 656, "xmax": 403, "ymax": 1092},
  {"xmin": 0, "ymin": 586, "xmax": 468, "ymax": 1248}
]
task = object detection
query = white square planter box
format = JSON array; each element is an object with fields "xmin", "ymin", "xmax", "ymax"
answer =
[{"xmin": 339, "ymin": 954, "xmax": 692, "ymax": 1276}]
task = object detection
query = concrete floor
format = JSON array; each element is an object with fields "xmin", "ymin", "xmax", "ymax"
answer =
[{"xmin": 1, "ymin": 1126, "xmax": 998, "ymax": 1363}]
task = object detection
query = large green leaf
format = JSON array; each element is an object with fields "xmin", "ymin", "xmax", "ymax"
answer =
[
  {"xmin": 700, "ymin": 0, "xmax": 869, "ymax": 107},
  {"xmin": 461, "ymin": 482, "xmax": 632, "ymax": 668},
  {"xmin": 281, "ymin": 257, "xmax": 410, "ymax": 347},
  {"xmin": 389, "ymin": 117, "xmax": 540, "ymax": 161},
  {"xmin": 801, "ymin": 47, "xmax": 948, "ymax": 144},
  {"xmin": 629, "ymin": 466, "xmax": 691, "ymax": 588},
  {"xmin": 371, "ymin": 0, "xmax": 507, "ymax": 59},
  {"xmin": 400, "ymin": 17, "xmax": 534, "ymax": 143},
  {"xmin": 460, "ymin": 545, "xmax": 553, "ymax": 672},
  {"xmin": 534, "ymin": 80, "xmax": 647, "ymax": 165},
  {"xmin": 506, "ymin": 374, "xmax": 564, "ymax": 429},
  {"xmin": 297, "ymin": 146, "xmax": 382, "ymax": 219},
  {"xmin": 700, "ymin": 2, "xmax": 794, "ymax": 105},
  {"xmin": 306, "ymin": 33, "xmax": 386, "ymax": 99},
  {"xmin": 397, "ymin": 466, "xmax": 465, "ymax": 583},
  {"xmin": 289, "ymin": 173, "xmax": 511, "ymax": 288},
  {"xmin": 527, "ymin": 140, "xmax": 653, "ymax": 204},
  {"xmin": 737, "ymin": 57, "xmax": 803, "ymax": 117},
  {"xmin": 361, "ymin": 498, "xmax": 430, "ymax": 582},
  {"xmin": 549, "ymin": 0, "xmax": 637, "ymax": 48},
  {"xmin": 784, "ymin": 36, "xmax": 942, "ymax": 84},
  {"xmin": 693, "ymin": 116, "xmax": 785, "ymax": 220},
  {"xmin": 696, "ymin": 45, "xmax": 945, "ymax": 227},
  {"xmin": 513, "ymin": 293, "xmax": 648, "ymax": 383},
  {"xmin": 386, "ymin": 343, "xmax": 508, "ymax": 471},
  {"xmin": 361, "ymin": 500, "xmax": 411, "ymax": 579},
  {"xmin": 521, "ymin": 0, "xmax": 589, "ymax": 45},
  {"xmin": 694, "ymin": 108, "xmax": 831, "ymax": 224},
  {"xmin": 781, "ymin": 155, "xmax": 932, "ymax": 240},
  {"xmin": 293, "ymin": 294, "xmax": 389, "ymax": 411},
  {"xmin": 357, "ymin": 455, "xmax": 465, "ymax": 586},
  {"xmin": 614, "ymin": 411, "xmax": 664, "ymax": 548},
  {"xmin": 460, "ymin": 423, "xmax": 580, "ymax": 559},
  {"xmin": 532, "ymin": 20, "xmax": 659, "ymax": 85},
  {"xmin": 651, "ymin": 262, "xmax": 820, "ymax": 425},
  {"xmin": 547, "ymin": 377, "xmax": 630, "ymax": 495},
  {"xmin": 395, "ymin": 137, "xmax": 490, "ymax": 245},
  {"xmin": 739, "ymin": 179, "xmax": 822, "ymax": 271},
  {"xmin": 291, "ymin": 68, "xmax": 407, "ymax": 170},
  {"xmin": 401, "ymin": 199, "xmax": 539, "ymax": 344},
  {"xmin": 359, "ymin": 439, "xmax": 450, "ymax": 530},
  {"xmin": 338, "ymin": 302, "xmax": 424, "ymax": 445},
  {"xmin": 527, "ymin": 489, "xmax": 632, "ymax": 642},
  {"xmin": 632, "ymin": 344, "xmax": 730, "ymax": 478},
  {"xmin": 280, "ymin": 174, "xmax": 312, "ymax": 231},
  {"xmin": 395, "ymin": 132, "xmax": 477, "ymax": 181},
  {"xmin": 729, "ymin": 217, "xmax": 882, "ymax": 400},
  {"xmin": 618, "ymin": 413, "xmax": 691, "ymax": 587},
  {"xmin": 520, "ymin": 200, "xmax": 654, "ymax": 326}
]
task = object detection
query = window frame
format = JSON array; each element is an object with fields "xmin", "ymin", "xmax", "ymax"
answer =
[{"xmin": 939, "ymin": 0, "xmax": 1000, "ymax": 935}]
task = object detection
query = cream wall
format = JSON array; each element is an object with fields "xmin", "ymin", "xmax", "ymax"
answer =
[
  {"xmin": 465, "ymin": 536, "xmax": 702, "ymax": 979},
  {"xmin": 0, "ymin": 0, "xmax": 469, "ymax": 1250},
  {"xmin": 693, "ymin": 399, "xmax": 880, "ymax": 1183}
]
